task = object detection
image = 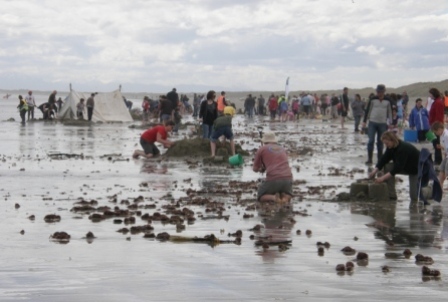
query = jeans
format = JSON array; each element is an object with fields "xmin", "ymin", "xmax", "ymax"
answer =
[
  {"xmin": 354, "ymin": 115, "xmax": 362, "ymax": 131},
  {"xmin": 432, "ymin": 135, "xmax": 442, "ymax": 164},
  {"xmin": 202, "ymin": 123, "xmax": 213, "ymax": 139},
  {"xmin": 27, "ymin": 106, "xmax": 35, "ymax": 120},
  {"xmin": 247, "ymin": 107, "xmax": 254, "ymax": 118},
  {"xmin": 87, "ymin": 107, "xmax": 94, "ymax": 121},
  {"xmin": 367, "ymin": 121, "xmax": 388, "ymax": 159}
]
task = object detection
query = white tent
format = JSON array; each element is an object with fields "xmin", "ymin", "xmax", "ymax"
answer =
[{"xmin": 58, "ymin": 87, "xmax": 133, "ymax": 122}]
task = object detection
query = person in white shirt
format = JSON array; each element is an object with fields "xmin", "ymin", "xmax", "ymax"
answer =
[{"xmin": 25, "ymin": 90, "xmax": 36, "ymax": 120}]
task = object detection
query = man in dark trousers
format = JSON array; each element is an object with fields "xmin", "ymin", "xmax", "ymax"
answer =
[
  {"xmin": 86, "ymin": 93, "xmax": 95, "ymax": 121},
  {"xmin": 362, "ymin": 84, "xmax": 392, "ymax": 165},
  {"xmin": 167, "ymin": 88, "xmax": 179, "ymax": 112}
]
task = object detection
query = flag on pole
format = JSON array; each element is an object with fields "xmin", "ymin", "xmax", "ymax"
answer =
[{"xmin": 285, "ymin": 77, "xmax": 290, "ymax": 100}]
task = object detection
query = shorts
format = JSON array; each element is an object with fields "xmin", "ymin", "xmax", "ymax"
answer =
[
  {"xmin": 444, "ymin": 107, "xmax": 448, "ymax": 115},
  {"xmin": 441, "ymin": 157, "xmax": 448, "ymax": 174},
  {"xmin": 140, "ymin": 138, "xmax": 160, "ymax": 156},
  {"xmin": 341, "ymin": 111, "xmax": 348, "ymax": 117},
  {"xmin": 293, "ymin": 109, "xmax": 299, "ymax": 115},
  {"xmin": 211, "ymin": 126, "xmax": 233, "ymax": 142},
  {"xmin": 257, "ymin": 179, "xmax": 293, "ymax": 201}
]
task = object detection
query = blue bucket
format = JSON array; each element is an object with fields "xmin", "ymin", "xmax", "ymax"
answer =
[{"xmin": 403, "ymin": 129, "xmax": 418, "ymax": 142}]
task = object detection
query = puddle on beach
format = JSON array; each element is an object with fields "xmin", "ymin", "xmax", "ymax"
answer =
[{"xmin": 1, "ymin": 110, "xmax": 448, "ymax": 301}]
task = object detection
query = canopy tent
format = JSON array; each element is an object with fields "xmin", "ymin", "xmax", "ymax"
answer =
[{"xmin": 58, "ymin": 87, "xmax": 133, "ymax": 122}]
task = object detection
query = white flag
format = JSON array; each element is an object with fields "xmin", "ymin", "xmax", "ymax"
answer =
[{"xmin": 285, "ymin": 77, "xmax": 290, "ymax": 100}]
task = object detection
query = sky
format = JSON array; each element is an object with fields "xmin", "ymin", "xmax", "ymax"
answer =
[{"xmin": 1, "ymin": 0, "xmax": 448, "ymax": 93}]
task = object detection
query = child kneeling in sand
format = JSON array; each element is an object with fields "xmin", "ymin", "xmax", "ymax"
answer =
[
  {"xmin": 133, "ymin": 121, "xmax": 175, "ymax": 159},
  {"xmin": 252, "ymin": 132, "xmax": 293, "ymax": 203}
]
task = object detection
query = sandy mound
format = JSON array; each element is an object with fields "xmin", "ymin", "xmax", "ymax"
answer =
[{"xmin": 166, "ymin": 137, "xmax": 249, "ymax": 158}]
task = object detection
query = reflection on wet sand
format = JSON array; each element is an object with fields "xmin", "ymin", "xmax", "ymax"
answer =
[
  {"xmin": 351, "ymin": 200, "xmax": 444, "ymax": 249},
  {"xmin": 255, "ymin": 202, "xmax": 294, "ymax": 262}
]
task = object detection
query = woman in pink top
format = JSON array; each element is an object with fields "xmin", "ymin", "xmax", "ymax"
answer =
[{"xmin": 252, "ymin": 132, "xmax": 293, "ymax": 203}]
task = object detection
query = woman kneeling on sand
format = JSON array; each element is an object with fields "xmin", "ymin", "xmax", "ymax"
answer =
[
  {"xmin": 252, "ymin": 132, "xmax": 293, "ymax": 203},
  {"xmin": 133, "ymin": 121, "xmax": 175, "ymax": 159}
]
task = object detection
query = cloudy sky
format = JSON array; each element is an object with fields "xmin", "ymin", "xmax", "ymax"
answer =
[{"xmin": 1, "ymin": 0, "xmax": 447, "ymax": 93}]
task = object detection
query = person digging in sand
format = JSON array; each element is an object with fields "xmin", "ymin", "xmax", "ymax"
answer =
[
  {"xmin": 133, "ymin": 121, "xmax": 175, "ymax": 159},
  {"xmin": 210, "ymin": 106, "xmax": 236, "ymax": 157},
  {"xmin": 252, "ymin": 132, "xmax": 293, "ymax": 203}
]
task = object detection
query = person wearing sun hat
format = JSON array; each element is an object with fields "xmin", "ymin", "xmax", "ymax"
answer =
[{"xmin": 253, "ymin": 132, "xmax": 293, "ymax": 203}]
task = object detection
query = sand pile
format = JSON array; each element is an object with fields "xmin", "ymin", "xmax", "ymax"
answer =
[{"xmin": 166, "ymin": 137, "xmax": 249, "ymax": 158}]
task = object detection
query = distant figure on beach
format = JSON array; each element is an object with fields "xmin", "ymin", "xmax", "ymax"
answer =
[
  {"xmin": 48, "ymin": 90, "xmax": 57, "ymax": 107},
  {"xmin": 428, "ymin": 88, "xmax": 444, "ymax": 165},
  {"xmin": 245, "ymin": 94, "xmax": 255, "ymax": 119},
  {"xmin": 199, "ymin": 90, "xmax": 218, "ymax": 139},
  {"xmin": 409, "ymin": 98, "xmax": 430, "ymax": 142},
  {"xmin": 216, "ymin": 91, "xmax": 227, "ymax": 115},
  {"xmin": 142, "ymin": 96, "xmax": 150, "ymax": 121},
  {"xmin": 253, "ymin": 132, "xmax": 293, "ymax": 203},
  {"xmin": 25, "ymin": 90, "xmax": 36, "ymax": 121},
  {"xmin": 3, "ymin": 94, "xmax": 11, "ymax": 99},
  {"xmin": 86, "ymin": 93, "xmax": 95, "ymax": 121},
  {"xmin": 210, "ymin": 106, "xmax": 235, "ymax": 157},
  {"xmin": 38, "ymin": 102, "xmax": 56, "ymax": 120},
  {"xmin": 351, "ymin": 94, "xmax": 364, "ymax": 132},
  {"xmin": 158, "ymin": 95, "xmax": 174, "ymax": 123},
  {"xmin": 56, "ymin": 97, "xmax": 63, "ymax": 112},
  {"xmin": 268, "ymin": 94, "xmax": 278, "ymax": 120},
  {"xmin": 77, "ymin": 98, "xmax": 86, "ymax": 120},
  {"xmin": 330, "ymin": 93, "xmax": 339, "ymax": 119},
  {"xmin": 257, "ymin": 94, "xmax": 265, "ymax": 116},
  {"xmin": 17, "ymin": 95, "xmax": 28, "ymax": 124},
  {"xmin": 340, "ymin": 87, "xmax": 350, "ymax": 129},
  {"xmin": 167, "ymin": 88, "xmax": 179, "ymax": 111},
  {"xmin": 192, "ymin": 93, "xmax": 201, "ymax": 118},
  {"xmin": 133, "ymin": 121, "xmax": 175, "ymax": 159},
  {"xmin": 300, "ymin": 93, "xmax": 312, "ymax": 118},
  {"xmin": 362, "ymin": 84, "xmax": 392, "ymax": 165}
]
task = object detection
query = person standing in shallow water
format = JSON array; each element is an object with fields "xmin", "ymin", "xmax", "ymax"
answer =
[
  {"xmin": 199, "ymin": 90, "xmax": 218, "ymax": 139},
  {"xmin": 362, "ymin": 84, "xmax": 392, "ymax": 165},
  {"xmin": 253, "ymin": 132, "xmax": 293, "ymax": 203},
  {"xmin": 86, "ymin": 93, "xmax": 95, "ymax": 121},
  {"xmin": 17, "ymin": 95, "xmax": 28, "ymax": 124},
  {"xmin": 340, "ymin": 87, "xmax": 350, "ymax": 129},
  {"xmin": 428, "ymin": 88, "xmax": 444, "ymax": 165},
  {"xmin": 25, "ymin": 91, "xmax": 35, "ymax": 121},
  {"xmin": 351, "ymin": 94, "xmax": 364, "ymax": 132}
]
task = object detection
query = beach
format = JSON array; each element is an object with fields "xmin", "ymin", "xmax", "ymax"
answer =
[{"xmin": 1, "ymin": 95, "xmax": 447, "ymax": 301}]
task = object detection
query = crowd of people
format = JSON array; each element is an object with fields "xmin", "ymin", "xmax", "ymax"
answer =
[{"xmin": 14, "ymin": 84, "xmax": 448, "ymax": 206}]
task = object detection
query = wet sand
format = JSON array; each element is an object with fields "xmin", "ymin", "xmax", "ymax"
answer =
[{"xmin": 1, "ymin": 110, "xmax": 447, "ymax": 301}]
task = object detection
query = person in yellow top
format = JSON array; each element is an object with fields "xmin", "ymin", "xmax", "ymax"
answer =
[
  {"xmin": 17, "ymin": 95, "xmax": 28, "ymax": 124},
  {"xmin": 210, "ymin": 106, "xmax": 235, "ymax": 157},
  {"xmin": 216, "ymin": 91, "xmax": 227, "ymax": 115}
]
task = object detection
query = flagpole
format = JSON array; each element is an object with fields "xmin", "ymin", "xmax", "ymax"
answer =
[{"xmin": 285, "ymin": 77, "xmax": 290, "ymax": 100}]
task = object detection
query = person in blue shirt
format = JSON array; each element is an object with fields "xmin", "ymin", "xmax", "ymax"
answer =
[{"xmin": 409, "ymin": 98, "xmax": 430, "ymax": 142}]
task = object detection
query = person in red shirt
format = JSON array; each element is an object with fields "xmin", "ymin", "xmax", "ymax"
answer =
[
  {"xmin": 132, "ymin": 121, "xmax": 175, "ymax": 159},
  {"xmin": 268, "ymin": 94, "xmax": 278, "ymax": 120},
  {"xmin": 252, "ymin": 132, "xmax": 293, "ymax": 203},
  {"xmin": 428, "ymin": 88, "xmax": 444, "ymax": 165}
]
